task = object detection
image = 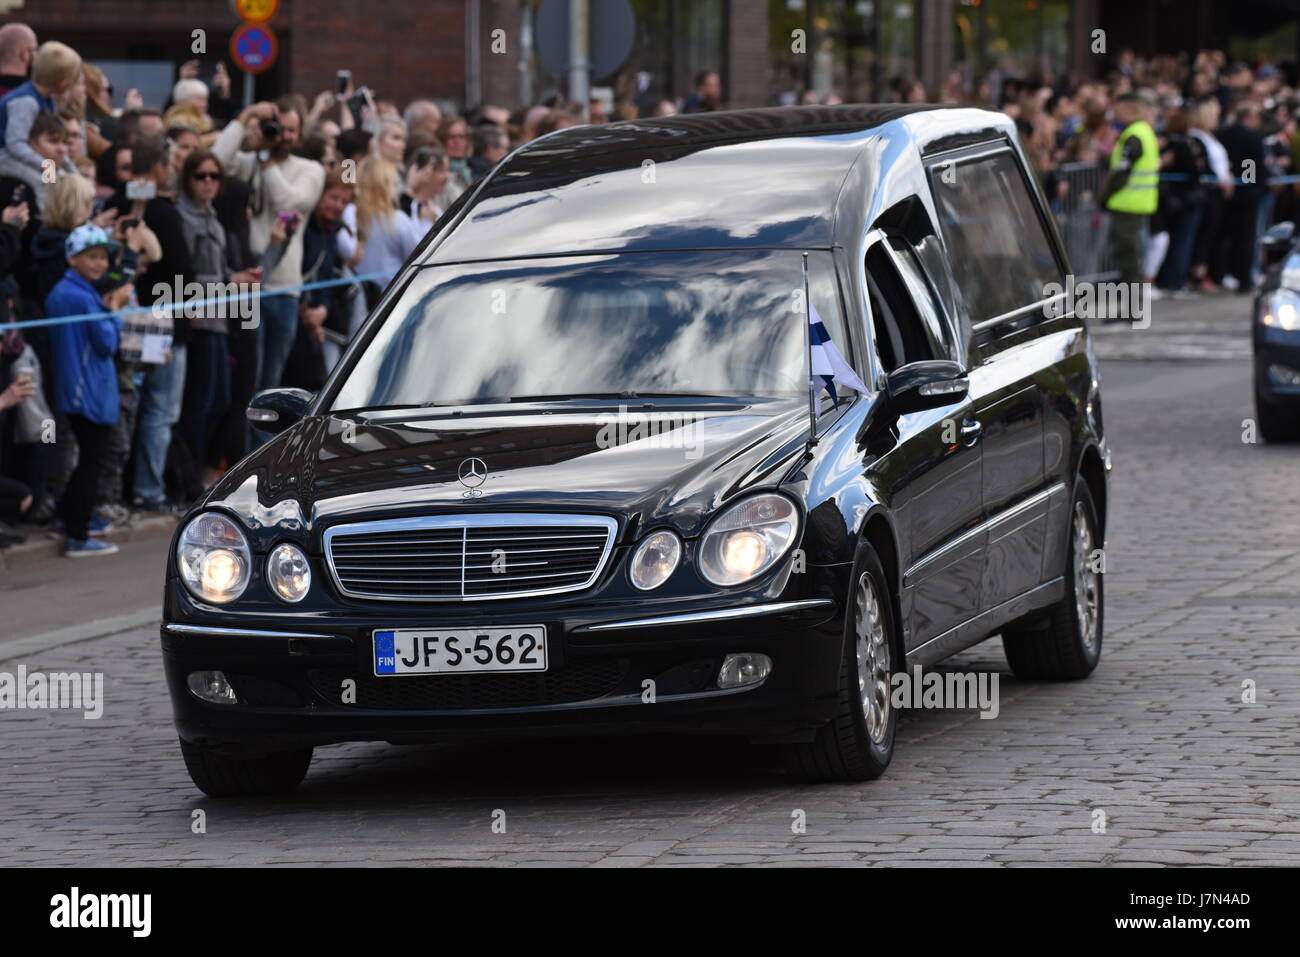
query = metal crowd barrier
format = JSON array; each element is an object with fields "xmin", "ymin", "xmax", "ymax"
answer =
[{"xmin": 1051, "ymin": 161, "xmax": 1119, "ymax": 282}]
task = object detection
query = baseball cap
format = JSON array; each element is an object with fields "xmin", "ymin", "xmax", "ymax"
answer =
[{"xmin": 65, "ymin": 223, "xmax": 120, "ymax": 259}]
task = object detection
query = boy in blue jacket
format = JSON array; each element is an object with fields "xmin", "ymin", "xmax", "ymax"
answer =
[{"xmin": 46, "ymin": 223, "xmax": 129, "ymax": 557}]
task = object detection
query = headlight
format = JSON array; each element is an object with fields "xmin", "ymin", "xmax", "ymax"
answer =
[
  {"xmin": 698, "ymin": 493, "xmax": 800, "ymax": 587},
  {"xmin": 177, "ymin": 512, "xmax": 252, "ymax": 604},
  {"xmin": 1259, "ymin": 290, "xmax": 1300, "ymax": 331},
  {"xmin": 266, "ymin": 542, "xmax": 312, "ymax": 602},
  {"xmin": 629, "ymin": 529, "xmax": 681, "ymax": 591}
]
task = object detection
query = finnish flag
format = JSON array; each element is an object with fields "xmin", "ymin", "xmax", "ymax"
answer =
[{"xmin": 809, "ymin": 304, "xmax": 869, "ymax": 407}]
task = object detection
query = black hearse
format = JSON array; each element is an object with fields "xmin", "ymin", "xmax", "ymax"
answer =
[{"xmin": 163, "ymin": 105, "xmax": 1109, "ymax": 796}]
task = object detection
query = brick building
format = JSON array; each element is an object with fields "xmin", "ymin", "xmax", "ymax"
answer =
[
  {"xmin": 3, "ymin": 0, "xmax": 766, "ymax": 113},
  {"xmin": 7, "ymin": 0, "xmax": 1298, "ymax": 117}
]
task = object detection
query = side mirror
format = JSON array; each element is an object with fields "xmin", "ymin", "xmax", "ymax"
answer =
[
  {"xmin": 1262, "ymin": 221, "xmax": 1296, "ymax": 266},
  {"xmin": 247, "ymin": 388, "xmax": 314, "ymax": 435},
  {"xmin": 885, "ymin": 360, "xmax": 968, "ymax": 415}
]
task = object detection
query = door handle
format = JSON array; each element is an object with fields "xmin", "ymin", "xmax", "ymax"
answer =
[{"xmin": 959, "ymin": 418, "xmax": 983, "ymax": 446}]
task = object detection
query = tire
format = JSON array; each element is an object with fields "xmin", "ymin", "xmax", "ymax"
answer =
[
  {"xmin": 180, "ymin": 739, "xmax": 313, "ymax": 797},
  {"xmin": 784, "ymin": 541, "xmax": 897, "ymax": 782},
  {"xmin": 1002, "ymin": 480, "xmax": 1103, "ymax": 681},
  {"xmin": 1256, "ymin": 392, "xmax": 1300, "ymax": 443}
]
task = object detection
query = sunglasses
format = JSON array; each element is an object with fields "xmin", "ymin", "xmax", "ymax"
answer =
[{"xmin": 191, "ymin": 170, "xmax": 222, "ymax": 182}]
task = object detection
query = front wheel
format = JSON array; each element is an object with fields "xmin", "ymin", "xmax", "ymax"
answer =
[
  {"xmin": 1256, "ymin": 391, "xmax": 1300, "ymax": 443},
  {"xmin": 784, "ymin": 542, "xmax": 897, "ymax": 782},
  {"xmin": 180, "ymin": 739, "xmax": 313, "ymax": 797},
  {"xmin": 1002, "ymin": 481, "xmax": 1103, "ymax": 680}
]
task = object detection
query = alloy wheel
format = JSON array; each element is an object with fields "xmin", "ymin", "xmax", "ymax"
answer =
[
  {"xmin": 1073, "ymin": 501, "xmax": 1100, "ymax": 652},
  {"xmin": 854, "ymin": 572, "xmax": 892, "ymax": 744}
]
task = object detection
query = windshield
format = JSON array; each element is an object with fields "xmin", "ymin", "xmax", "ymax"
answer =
[{"xmin": 329, "ymin": 250, "xmax": 850, "ymax": 410}]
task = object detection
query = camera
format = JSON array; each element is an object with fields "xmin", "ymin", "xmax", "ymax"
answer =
[
  {"xmin": 260, "ymin": 117, "xmax": 282, "ymax": 142},
  {"xmin": 125, "ymin": 180, "xmax": 156, "ymax": 201}
]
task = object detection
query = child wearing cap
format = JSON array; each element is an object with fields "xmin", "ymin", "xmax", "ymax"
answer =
[{"xmin": 46, "ymin": 223, "xmax": 131, "ymax": 557}]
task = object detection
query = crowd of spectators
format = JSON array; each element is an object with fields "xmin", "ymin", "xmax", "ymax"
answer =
[
  {"xmin": 0, "ymin": 23, "xmax": 543, "ymax": 556},
  {"xmin": 0, "ymin": 22, "xmax": 1296, "ymax": 555},
  {"xmin": 879, "ymin": 50, "xmax": 1300, "ymax": 295}
]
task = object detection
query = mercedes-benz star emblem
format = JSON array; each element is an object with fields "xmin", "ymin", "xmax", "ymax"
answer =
[{"xmin": 458, "ymin": 457, "xmax": 487, "ymax": 489}]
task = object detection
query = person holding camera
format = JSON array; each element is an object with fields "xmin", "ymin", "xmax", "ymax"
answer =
[
  {"xmin": 212, "ymin": 97, "xmax": 324, "ymax": 392},
  {"xmin": 119, "ymin": 134, "xmax": 193, "ymax": 512}
]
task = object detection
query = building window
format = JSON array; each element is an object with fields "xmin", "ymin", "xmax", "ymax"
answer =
[
  {"xmin": 769, "ymin": 1, "xmax": 919, "ymax": 106},
  {"xmin": 951, "ymin": 0, "xmax": 1071, "ymax": 100}
]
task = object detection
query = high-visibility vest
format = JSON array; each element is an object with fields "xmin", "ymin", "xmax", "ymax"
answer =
[{"xmin": 1106, "ymin": 120, "xmax": 1159, "ymax": 215}]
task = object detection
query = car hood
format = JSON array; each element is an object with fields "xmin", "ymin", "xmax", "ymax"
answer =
[{"xmin": 204, "ymin": 400, "xmax": 815, "ymax": 541}]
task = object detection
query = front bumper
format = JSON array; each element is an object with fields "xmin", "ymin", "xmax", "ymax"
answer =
[
  {"xmin": 162, "ymin": 592, "xmax": 846, "ymax": 753},
  {"xmin": 1254, "ymin": 327, "xmax": 1300, "ymax": 403}
]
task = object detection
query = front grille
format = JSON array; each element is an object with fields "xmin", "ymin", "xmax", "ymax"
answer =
[
  {"xmin": 308, "ymin": 659, "xmax": 629, "ymax": 710},
  {"xmin": 324, "ymin": 513, "xmax": 618, "ymax": 601}
]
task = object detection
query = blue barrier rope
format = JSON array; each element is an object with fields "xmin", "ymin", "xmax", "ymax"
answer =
[
  {"xmin": 0, "ymin": 270, "xmax": 395, "ymax": 332},
  {"xmin": 1157, "ymin": 172, "xmax": 1300, "ymax": 185}
]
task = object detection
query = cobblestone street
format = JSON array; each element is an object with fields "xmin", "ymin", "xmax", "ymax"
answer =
[{"xmin": 2, "ymin": 298, "xmax": 1298, "ymax": 866}]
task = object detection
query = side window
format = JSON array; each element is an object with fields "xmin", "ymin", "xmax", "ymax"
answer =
[
  {"xmin": 929, "ymin": 150, "xmax": 1064, "ymax": 325},
  {"xmin": 886, "ymin": 237, "xmax": 956, "ymax": 362},
  {"xmin": 866, "ymin": 243, "xmax": 937, "ymax": 373}
]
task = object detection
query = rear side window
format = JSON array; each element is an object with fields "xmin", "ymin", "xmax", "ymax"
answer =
[
  {"xmin": 866, "ymin": 244, "xmax": 940, "ymax": 373},
  {"xmin": 929, "ymin": 150, "xmax": 1064, "ymax": 325}
]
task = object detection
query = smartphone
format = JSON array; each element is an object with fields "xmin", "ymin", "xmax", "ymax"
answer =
[
  {"xmin": 126, "ymin": 180, "xmax": 156, "ymax": 201},
  {"xmin": 7, "ymin": 185, "xmax": 26, "ymax": 207},
  {"xmin": 336, "ymin": 70, "xmax": 351, "ymax": 96}
]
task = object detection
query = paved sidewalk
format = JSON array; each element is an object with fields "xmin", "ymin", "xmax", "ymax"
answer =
[{"xmin": 1088, "ymin": 291, "xmax": 1253, "ymax": 362}]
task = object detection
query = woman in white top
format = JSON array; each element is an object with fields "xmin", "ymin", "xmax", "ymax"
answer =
[{"xmin": 339, "ymin": 154, "xmax": 425, "ymax": 310}]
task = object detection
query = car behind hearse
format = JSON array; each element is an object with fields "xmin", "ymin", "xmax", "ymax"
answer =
[
  {"xmin": 162, "ymin": 105, "xmax": 1109, "ymax": 797},
  {"xmin": 1254, "ymin": 221, "xmax": 1300, "ymax": 441}
]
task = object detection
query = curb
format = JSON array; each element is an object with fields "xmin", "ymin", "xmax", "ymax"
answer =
[
  {"xmin": 0, "ymin": 513, "xmax": 179, "ymax": 572},
  {"xmin": 0, "ymin": 607, "xmax": 162, "ymax": 663}
]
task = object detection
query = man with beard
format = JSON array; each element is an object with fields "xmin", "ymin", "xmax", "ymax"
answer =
[
  {"xmin": 0, "ymin": 24, "xmax": 37, "ymax": 99},
  {"xmin": 212, "ymin": 97, "xmax": 324, "ymax": 392}
]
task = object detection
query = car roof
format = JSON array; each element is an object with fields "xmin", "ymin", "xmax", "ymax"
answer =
[{"xmin": 419, "ymin": 104, "xmax": 1016, "ymax": 264}]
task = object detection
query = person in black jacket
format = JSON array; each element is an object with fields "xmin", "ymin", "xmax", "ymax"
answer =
[
  {"xmin": 1215, "ymin": 102, "xmax": 1268, "ymax": 291},
  {"xmin": 282, "ymin": 167, "xmax": 354, "ymax": 390},
  {"xmin": 1156, "ymin": 109, "xmax": 1209, "ymax": 291},
  {"xmin": 210, "ymin": 176, "xmax": 257, "ymax": 468},
  {"xmin": 119, "ymin": 134, "xmax": 194, "ymax": 510}
]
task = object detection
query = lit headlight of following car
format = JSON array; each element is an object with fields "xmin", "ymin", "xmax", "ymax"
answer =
[
  {"xmin": 1259, "ymin": 290, "xmax": 1300, "ymax": 331},
  {"xmin": 629, "ymin": 529, "xmax": 682, "ymax": 590},
  {"xmin": 698, "ymin": 494, "xmax": 799, "ymax": 586},
  {"xmin": 177, "ymin": 512, "xmax": 251, "ymax": 604},
  {"xmin": 267, "ymin": 542, "xmax": 312, "ymax": 602}
]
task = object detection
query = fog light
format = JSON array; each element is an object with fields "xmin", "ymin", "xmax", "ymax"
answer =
[
  {"xmin": 188, "ymin": 670, "xmax": 238, "ymax": 705},
  {"xmin": 717, "ymin": 653, "xmax": 772, "ymax": 689},
  {"xmin": 1267, "ymin": 363, "xmax": 1300, "ymax": 388}
]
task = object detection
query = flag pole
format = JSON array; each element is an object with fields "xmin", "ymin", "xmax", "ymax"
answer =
[{"xmin": 802, "ymin": 252, "xmax": 818, "ymax": 449}]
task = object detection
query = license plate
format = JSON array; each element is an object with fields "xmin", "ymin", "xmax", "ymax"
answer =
[{"xmin": 373, "ymin": 626, "xmax": 547, "ymax": 676}]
